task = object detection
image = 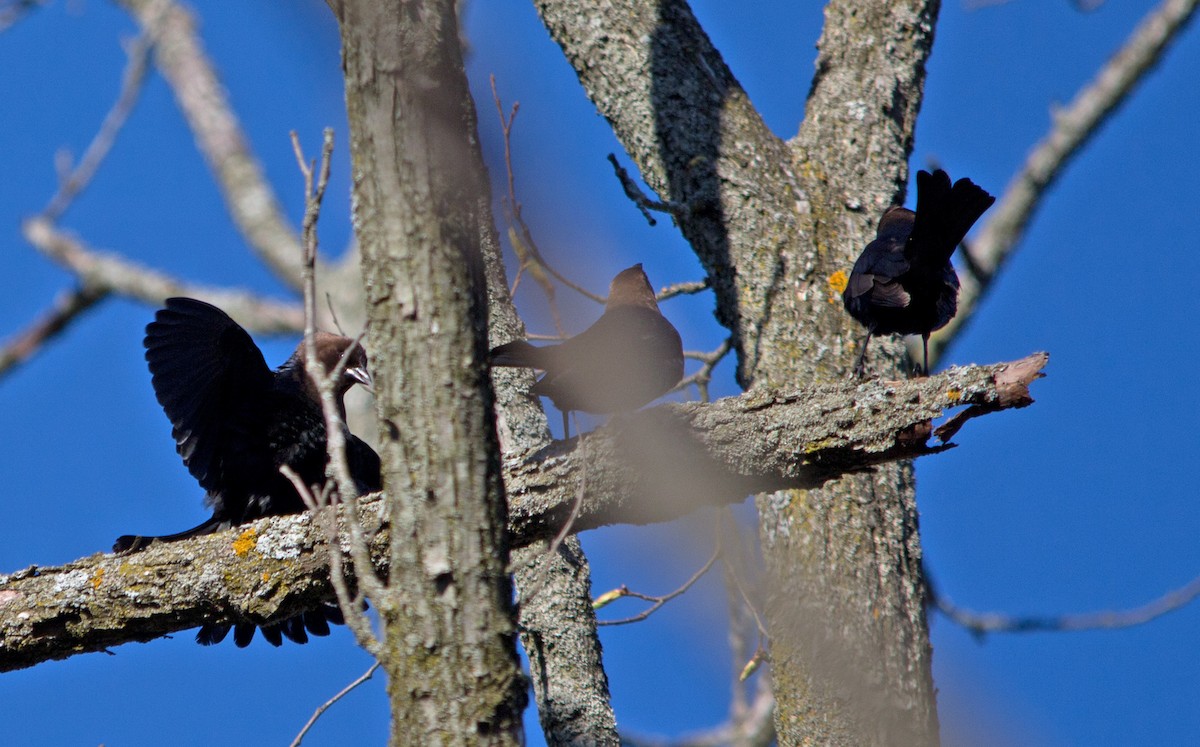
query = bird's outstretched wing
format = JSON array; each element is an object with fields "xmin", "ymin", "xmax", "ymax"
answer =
[{"xmin": 144, "ymin": 297, "xmax": 274, "ymax": 494}]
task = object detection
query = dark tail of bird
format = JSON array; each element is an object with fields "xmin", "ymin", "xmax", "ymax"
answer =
[
  {"xmin": 910, "ymin": 169, "xmax": 996, "ymax": 266},
  {"xmin": 489, "ymin": 339, "xmax": 556, "ymax": 370},
  {"xmin": 112, "ymin": 515, "xmax": 228, "ymax": 554},
  {"xmin": 196, "ymin": 603, "xmax": 345, "ymax": 647}
]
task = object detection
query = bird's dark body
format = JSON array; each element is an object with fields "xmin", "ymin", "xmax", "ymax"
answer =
[
  {"xmin": 489, "ymin": 264, "xmax": 683, "ymax": 434},
  {"xmin": 843, "ymin": 169, "xmax": 995, "ymax": 374},
  {"xmin": 116, "ymin": 297, "xmax": 380, "ymax": 646}
]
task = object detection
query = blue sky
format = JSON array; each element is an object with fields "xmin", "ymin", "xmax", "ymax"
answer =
[{"xmin": 2, "ymin": 1, "xmax": 1198, "ymax": 745}]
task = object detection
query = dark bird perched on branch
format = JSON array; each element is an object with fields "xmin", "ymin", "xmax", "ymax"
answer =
[
  {"xmin": 490, "ymin": 263, "xmax": 684, "ymax": 437},
  {"xmin": 843, "ymin": 168, "xmax": 995, "ymax": 376},
  {"xmin": 114, "ymin": 297, "xmax": 380, "ymax": 647}
]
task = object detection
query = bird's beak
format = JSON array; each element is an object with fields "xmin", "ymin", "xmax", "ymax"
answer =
[{"xmin": 347, "ymin": 365, "xmax": 374, "ymax": 394}]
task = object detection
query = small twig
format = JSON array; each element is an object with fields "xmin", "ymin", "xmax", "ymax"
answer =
[
  {"xmin": 656, "ymin": 278, "xmax": 710, "ymax": 302},
  {"xmin": 290, "ymin": 662, "xmax": 381, "ymax": 747},
  {"xmin": 0, "ymin": 285, "xmax": 109, "ymax": 382},
  {"xmin": 672, "ymin": 337, "xmax": 734, "ymax": 402},
  {"xmin": 42, "ymin": 27, "xmax": 157, "ymax": 222},
  {"xmin": 607, "ymin": 153, "xmax": 691, "ymax": 226},
  {"xmin": 933, "ymin": 571, "xmax": 1200, "ymax": 637},
  {"xmin": 291, "ymin": 129, "xmax": 385, "ymax": 654},
  {"xmin": 490, "ymin": 76, "xmax": 605, "ymax": 315},
  {"xmin": 596, "ymin": 543, "xmax": 721, "ymax": 626}
]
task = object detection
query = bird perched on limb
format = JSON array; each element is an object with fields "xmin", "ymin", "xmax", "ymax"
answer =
[
  {"xmin": 843, "ymin": 168, "xmax": 995, "ymax": 376},
  {"xmin": 490, "ymin": 263, "xmax": 684, "ymax": 438},
  {"xmin": 114, "ymin": 297, "xmax": 380, "ymax": 647}
]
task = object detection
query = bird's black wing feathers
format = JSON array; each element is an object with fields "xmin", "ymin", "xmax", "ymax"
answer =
[{"xmin": 144, "ymin": 298, "xmax": 274, "ymax": 494}]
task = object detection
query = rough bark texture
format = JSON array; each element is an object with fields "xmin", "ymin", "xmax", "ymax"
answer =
[
  {"xmin": 0, "ymin": 355, "xmax": 1045, "ymax": 673},
  {"xmin": 329, "ymin": 0, "xmax": 524, "ymax": 743},
  {"xmin": 534, "ymin": 0, "xmax": 942, "ymax": 742},
  {"xmin": 479, "ymin": 121, "xmax": 621, "ymax": 745}
]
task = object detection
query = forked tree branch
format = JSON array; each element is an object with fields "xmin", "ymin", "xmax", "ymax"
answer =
[{"xmin": 0, "ymin": 353, "xmax": 1046, "ymax": 672}]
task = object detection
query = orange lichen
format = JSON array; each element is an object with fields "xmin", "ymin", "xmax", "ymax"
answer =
[
  {"xmin": 90, "ymin": 567, "xmax": 105, "ymax": 590},
  {"xmin": 232, "ymin": 528, "xmax": 258, "ymax": 557},
  {"xmin": 828, "ymin": 269, "xmax": 848, "ymax": 294},
  {"xmin": 945, "ymin": 388, "xmax": 962, "ymax": 403}
]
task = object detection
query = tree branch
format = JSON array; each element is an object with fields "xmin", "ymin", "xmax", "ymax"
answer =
[
  {"xmin": 929, "ymin": 0, "xmax": 1200, "ymax": 365},
  {"xmin": 0, "ymin": 354, "xmax": 1046, "ymax": 672},
  {"xmin": 116, "ymin": 0, "xmax": 309, "ymax": 286},
  {"xmin": 21, "ymin": 217, "xmax": 304, "ymax": 334}
]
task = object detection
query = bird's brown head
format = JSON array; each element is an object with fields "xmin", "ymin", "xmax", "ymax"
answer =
[
  {"xmin": 307, "ymin": 332, "xmax": 373, "ymax": 396},
  {"xmin": 605, "ymin": 263, "xmax": 659, "ymax": 312}
]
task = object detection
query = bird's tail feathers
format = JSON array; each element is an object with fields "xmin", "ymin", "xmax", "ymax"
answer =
[
  {"xmin": 489, "ymin": 339, "xmax": 554, "ymax": 370},
  {"xmin": 911, "ymin": 170, "xmax": 995, "ymax": 265},
  {"xmin": 112, "ymin": 515, "xmax": 228, "ymax": 554}
]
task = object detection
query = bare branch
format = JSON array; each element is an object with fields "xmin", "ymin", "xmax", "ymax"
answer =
[
  {"xmin": 619, "ymin": 684, "xmax": 775, "ymax": 747},
  {"xmin": 21, "ymin": 217, "xmax": 304, "ymax": 333},
  {"xmin": 290, "ymin": 662, "xmax": 381, "ymax": 747},
  {"xmin": 0, "ymin": 355, "xmax": 1047, "ymax": 671},
  {"xmin": 42, "ymin": 25, "xmax": 157, "ymax": 222},
  {"xmin": 595, "ymin": 543, "xmax": 719, "ymax": 626},
  {"xmin": 607, "ymin": 153, "xmax": 692, "ymax": 227},
  {"xmin": 290, "ymin": 129, "xmax": 386, "ymax": 649},
  {"xmin": 0, "ymin": 285, "xmax": 108, "ymax": 382},
  {"xmin": 656, "ymin": 278, "xmax": 710, "ymax": 302},
  {"xmin": 116, "ymin": 0, "xmax": 308, "ymax": 285},
  {"xmin": 933, "ymin": 571, "xmax": 1200, "ymax": 636},
  {"xmin": 930, "ymin": 0, "xmax": 1200, "ymax": 365},
  {"xmin": 490, "ymin": 76, "xmax": 605, "ymax": 311}
]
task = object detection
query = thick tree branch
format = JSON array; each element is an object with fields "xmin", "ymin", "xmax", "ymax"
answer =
[
  {"xmin": 929, "ymin": 0, "xmax": 1200, "ymax": 364},
  {"xmin": 0, "ymin": 354, "xmax": 1046, "ymax": 672}
]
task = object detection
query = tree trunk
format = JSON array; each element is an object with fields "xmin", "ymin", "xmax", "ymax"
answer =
[
  {"xmin": 534, "ymin": 0, "xmax": 941, "ymax": 742},
  {"xmin": 329, "ymin": 0, "xmax": 525, "ymax": 742}
]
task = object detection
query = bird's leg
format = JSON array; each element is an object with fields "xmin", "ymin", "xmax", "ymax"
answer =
[
  {"xmin": 561, "ymin": 409, "xmax": 571, "ymax": 440},
  {"xmin": 921, "ymin": 333, "xmax": 931, "ymax": 377},
  {"xmin": 851, "ymin": 329, "xmax": 873, "ymax": 378}
]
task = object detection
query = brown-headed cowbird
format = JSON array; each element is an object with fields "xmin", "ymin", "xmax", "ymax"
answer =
[
  {"xmin": 114, "ymin": 297, "xmax": 380, "ymax": 647},
  {"xmin": 490, "ymin": 263, "xmax": 684, "ymax": 437},
  {"xmin": 843, "ymin": 168, "xmax": 995, "ymax": 376}
]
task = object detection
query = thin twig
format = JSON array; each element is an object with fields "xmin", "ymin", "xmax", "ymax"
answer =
[
  {"xmin": 43, "ymin": 27, "xmax": 157, "ymax": 221},
  {"xmin": 933, "ymin": 571, "xmax": 1200, "ymax": 636},
  {"xmin": 607, "ymin": 153, "xmax": 692, "ymax": 226},
  {"xmin": 290, "ymin": 662, "xmax": 382, "ymax": 747},
  {"xmin": 672, "ymin": 337, "xmax": 734, "ymax": 402},
  {"xmin": 291, "ymin": 129, "xmax": 385, "ymax": 654},
  {"xmin": 490, "ymin": 76, "xmax": 605, "ymax": 314},
  {"xmin": 596, "ymin": 543, "xmax": 721, "ymax": 626},
  {"xmin": 656, "ymin": 278, "xmax": 709, "ymax": 302}
]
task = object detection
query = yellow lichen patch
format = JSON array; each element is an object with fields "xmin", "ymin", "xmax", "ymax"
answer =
[
  {"xmin": 828, "ymin": 269, "xmax": 848, "ymax": 294},
  {"xmin": 945, "ymin": 388, "xmax": 962, "ymax": 403},
  {"xmin": 90, "ymin": 567, "xmax": 105, "ymax": 590},
  {"xmin": 232, "ymin": 528, "xmax": 258, "ymax": 557},
  {"xmin": 262, "ymin": 572, "xmax": 271, "ymax": 582}
]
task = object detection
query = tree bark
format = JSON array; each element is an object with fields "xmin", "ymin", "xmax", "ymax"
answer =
[
  {"xmin": 329, "ymin": 0, "xmax": 524, "ymax": 742},
  {"xmin": 0, "ymin": 354, "xmax": 1045, "ymax": 674},
  {"xmin": 534, "ymin": 0, "xmax": 942, "ymax": 742}
]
